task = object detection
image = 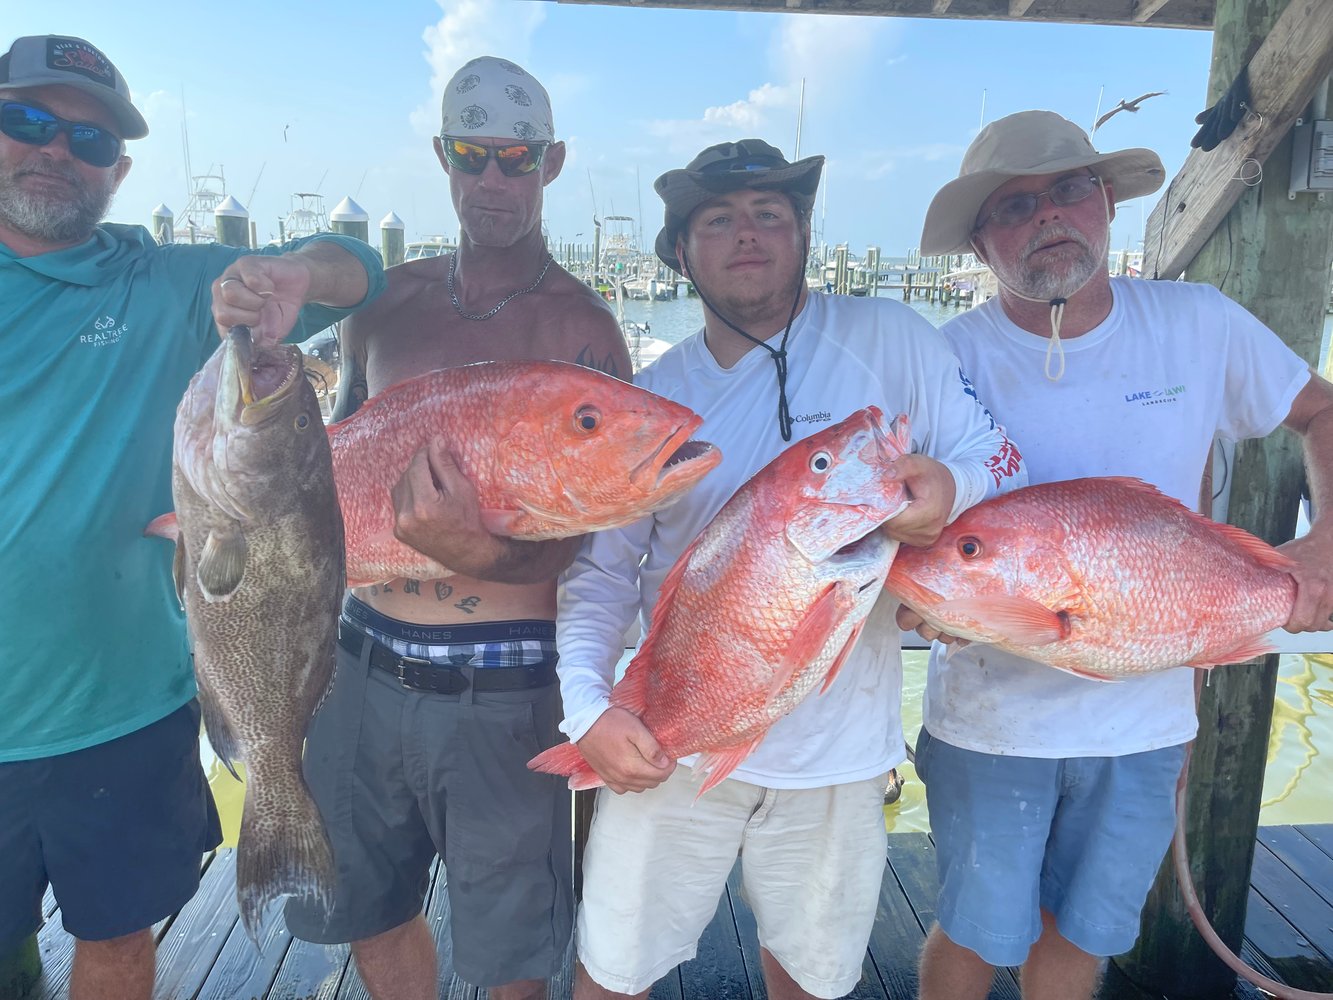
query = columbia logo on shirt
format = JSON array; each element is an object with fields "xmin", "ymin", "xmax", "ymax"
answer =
[
  {"xmin": 791, "ymin": 410, "xmax": 832, "ymax": 424},
  {"xmin": 80, "ymin": 315, "xmax": 126, "ymax": 347},
  {"xmin": 1124, "ymin": 384, "xmax": 1186, "ymax": 405}
]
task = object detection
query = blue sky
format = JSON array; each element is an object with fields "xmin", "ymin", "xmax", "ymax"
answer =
[{"xmin": 5, "ymin": 0, "xmax": 1216, "ymax": 257}]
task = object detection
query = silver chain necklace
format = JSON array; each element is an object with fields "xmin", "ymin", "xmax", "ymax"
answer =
[{"xmin": 447, "ymin": 249, "xmax": 554, "ymax": 322}]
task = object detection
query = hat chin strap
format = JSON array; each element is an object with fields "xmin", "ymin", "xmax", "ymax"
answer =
[
  {"xmin": 683, "ymin": 243, "xmax": 807, "ymax": 442},
  {"xmin": 971, "ymin": 177, "xmax": 1113, "ymax": 383}
]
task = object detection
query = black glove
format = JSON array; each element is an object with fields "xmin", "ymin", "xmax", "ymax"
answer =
[{"xmin": 1191, "ymin": 65, "xmax": 1251, "ymax": 151}]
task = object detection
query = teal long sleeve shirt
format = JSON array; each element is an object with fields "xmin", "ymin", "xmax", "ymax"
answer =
[{"xmin": 0, "ymin": 223, "xmax": 385, "ymax": 760}]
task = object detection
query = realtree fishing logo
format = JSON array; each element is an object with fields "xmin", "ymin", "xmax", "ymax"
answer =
[
  {"xmin": 80, "ymin": 315, "xmax": 126, "ymax": 347},
  {"xmin": 1124, "ymin": 383, "xmax": 1187, "ymax": 406}
]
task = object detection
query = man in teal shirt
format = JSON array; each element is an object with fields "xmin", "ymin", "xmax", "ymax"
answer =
[{"xmin": 0, "ymin": 34, "xmax": 385, "ymax": 1000}]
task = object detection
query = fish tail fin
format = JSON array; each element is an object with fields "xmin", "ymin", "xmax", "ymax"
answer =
[
  {"xmin": 527, "ymin": 742, "xmax": 606, "ymax": 790},
  {"xmin": 235, "ymin": 773, "xmax": 335, "ymax": 943}
]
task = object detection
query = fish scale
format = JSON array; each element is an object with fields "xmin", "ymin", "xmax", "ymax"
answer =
[
  {"xmin": 886, "ymin": 476, "xmax": 1297, "ymax": 680},
  {"xmin": 328, "ymin": 359, "xmax": 721, "ymax": 587},
  {"xmin": 530, "ymin": 407, "xmax": 912, "ymax": 795}
]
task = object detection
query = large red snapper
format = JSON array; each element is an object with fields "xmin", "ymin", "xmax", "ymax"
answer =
[
  {"xmin": 529, "ymin": 407, "xmax": 912, "ymax": 796},
  {"xmin": 885, "ymin": 476, "xmax": 1297, "ymax": 680},
  {"xmin": 331, "ymin": 360, "xmax": 720, "ymax": 586}
]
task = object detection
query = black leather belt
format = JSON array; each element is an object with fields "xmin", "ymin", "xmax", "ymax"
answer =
[{"xmin": 337, "ymin": 620, "xmax": 557, "ymax": 694}]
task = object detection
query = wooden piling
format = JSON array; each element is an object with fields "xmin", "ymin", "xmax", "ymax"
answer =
[
  {"xmin": 151, "ymin": 204, "xmax": 173, "ymax": 245},
  {"xmin": 330, "ymin": 197, "xmax": 370, "ymax": 243},
  {"xmin": 1116, "ymin": 2, "xmax": 1333, "ymax": 996},
  {"xmin": 380, "ymin": 212, "xmax": 405, "ymax": 267},
  {"xmin": 214, "ymin": 196, "xmax": 249, "ymax": 249}
]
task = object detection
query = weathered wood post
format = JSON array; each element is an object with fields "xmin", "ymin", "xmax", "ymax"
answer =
[
  {"xmin": 151, "ymin": 203, "xmax": 173, "ymax": 245},
  {"xmin": 380, "ymin": 212, "xmax": 405, "ymax": 267},
  {"xmin": 214, "ymin": 195, "xmax": 249, "ymax": 249},
  {"xmin": 330, "ymin": 197, "xmax": 369, "ymax": 243},
  {"xmin": 1115, "ymin": 1, "xmax": 1333, "ymax": 996}
]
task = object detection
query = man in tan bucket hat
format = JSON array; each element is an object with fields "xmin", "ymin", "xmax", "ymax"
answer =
[{"xmin": 907, "ymin": 111, "xmax": 1333, "ymax": 1000}]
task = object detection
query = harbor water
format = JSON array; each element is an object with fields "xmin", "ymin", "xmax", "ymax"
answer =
[{"xmin": 203, "ymin": 292, "xmax": 1333, "ymax": 842}]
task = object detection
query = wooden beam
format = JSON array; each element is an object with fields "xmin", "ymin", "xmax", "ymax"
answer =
[
  {"xmin": 1133, "ymin": 0, "xmax": 1175, "ymax": 21},
  {"xmin": 931, "ymin": 0, "xmax": 952, "ymax": 14},
  {"xmin": 1141, "ymin": 0, "xmax": 1333, "ymax": 279},
  {"xmin": 1009, "ymin": 0, "xmax": 1037, "ymax": 15}
]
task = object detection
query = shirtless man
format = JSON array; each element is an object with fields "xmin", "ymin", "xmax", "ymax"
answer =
[{"xmin": 284, "ymin": 57, "xmax": 628, "ymax": 1000}]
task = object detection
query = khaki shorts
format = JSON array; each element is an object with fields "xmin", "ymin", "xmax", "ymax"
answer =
[{"xmin": 577, "ymin": 767, "xmax": 888, "ymax": 998}]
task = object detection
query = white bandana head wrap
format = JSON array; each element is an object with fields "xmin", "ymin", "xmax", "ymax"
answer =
[{"xmin": 440, "ymin": 56, "xmax": 554, "ymax": 142}]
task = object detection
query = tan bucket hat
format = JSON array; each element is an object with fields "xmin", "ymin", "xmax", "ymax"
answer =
[{"xmin": 920, "ymin": 110, "xmax": 1164, "ymax": 256}]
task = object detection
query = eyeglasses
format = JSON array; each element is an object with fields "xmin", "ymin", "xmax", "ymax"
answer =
[
  {"xmin": 441, "ymin": 137, "xmax": 547, "ymax": 177},
  {"xmin": 975, "ymin": 174, "xmax": 1102, "ymax": 230},
  {"xmin": 0, "ymin": 101, "xmax": 123, "ymax": 168}
]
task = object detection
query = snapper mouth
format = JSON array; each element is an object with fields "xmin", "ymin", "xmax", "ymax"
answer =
[{"xmin": 631, "ymin": 417, "xmax": 722, "ymax": 493}]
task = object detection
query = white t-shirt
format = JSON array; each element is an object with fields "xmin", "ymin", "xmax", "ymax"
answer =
[
  {"xmin": 556, "ymin": 291, "xmax": 1024, "ymax": 789},
  {"xmin": 924, "ymin": 276, "xmax": 1311, "ymax": 758}
]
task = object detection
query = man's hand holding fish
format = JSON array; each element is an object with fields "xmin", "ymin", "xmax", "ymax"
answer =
[{"xmin": 211, "ymin": 239, "xmax": 373, "ymax": 345}]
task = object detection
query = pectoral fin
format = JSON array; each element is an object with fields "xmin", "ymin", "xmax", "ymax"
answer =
[
  {"xmin": 197, "ymin": 525, "xmax": 247, "ymax": 602},
  {"xmin": 765, "ymin": 582, "xmax": 853, "ymax": 706},
  {"xmin": 934, "ymin": 596, "xmax": 1069, "ymax": 646}
]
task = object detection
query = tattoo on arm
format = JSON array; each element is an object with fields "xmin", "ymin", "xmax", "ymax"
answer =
[{"xmin": 574, "ymin": 345, "xmax": 622, "ymax": 379}]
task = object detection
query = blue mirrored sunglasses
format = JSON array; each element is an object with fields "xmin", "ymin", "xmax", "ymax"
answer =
[{"xmin": 0, "ymin": 101, "xmax": 123, "ymax": 168}]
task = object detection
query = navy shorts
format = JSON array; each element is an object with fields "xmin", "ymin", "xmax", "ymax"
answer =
[
  {"xmin": 917, "ymin": 726, "xmax": 1185, "ymax": 966},
  {"xmin": 284, "ymin": 616, "xmax": 573, "ymax": 987},
  {"xmin": 0, "ymin": 701, "xmax": 223, "ymax": 950}
]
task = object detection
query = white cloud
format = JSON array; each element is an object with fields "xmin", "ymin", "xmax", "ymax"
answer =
[{"xmin": 409, "ymin": 0, "xmax": 548, "ymax": 136}]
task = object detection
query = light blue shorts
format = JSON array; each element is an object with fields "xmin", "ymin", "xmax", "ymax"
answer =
[{"xmin": 917, "ymin": 727, "xmax": 1186, "ymax": 967}]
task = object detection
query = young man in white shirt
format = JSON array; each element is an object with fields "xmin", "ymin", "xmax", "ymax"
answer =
[{"xmin": 557, "ymin": 138, "xmax": 1024, "ymax": 1000}]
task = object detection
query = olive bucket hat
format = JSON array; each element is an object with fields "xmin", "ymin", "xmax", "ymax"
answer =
[
  {"xmin": 653, "ymin": 139, "xmax": 824, "ymax": 271},
  {"xmin": 920, "ymin": 110, "xmax": 1164, "ymax": 256}
]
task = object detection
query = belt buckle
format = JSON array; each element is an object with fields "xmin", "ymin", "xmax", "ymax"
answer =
[{"xmin": 395, "ymin": 655, "xmax": 469, "ymax": 695}]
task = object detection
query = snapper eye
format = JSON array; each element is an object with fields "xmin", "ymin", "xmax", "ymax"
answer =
[
  {"xmin": 574, "ymin": 405, "xmax": 601, "ymax": 433},
  {"xmin": 958, "ymin": 536, "xmax": 983, "ymax": 559},
  {"xmin": 809, "ymin": 451, "xmax": 832, "ymax": 474},
  {"xmin": 294, "ymin": 413, "xmax": 310, "ymax": 431}
]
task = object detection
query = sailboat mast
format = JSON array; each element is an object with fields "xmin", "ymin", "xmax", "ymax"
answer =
[{"xmin": 794, "ymin": 77, "xmax": 805, "ymax": 159}]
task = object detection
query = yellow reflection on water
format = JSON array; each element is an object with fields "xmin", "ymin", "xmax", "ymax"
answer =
[{"xmin": 200, "ymin": 743, "xmax": 246, "ymax": 848}]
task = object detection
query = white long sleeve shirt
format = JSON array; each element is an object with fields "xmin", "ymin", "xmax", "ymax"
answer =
[{"xmin": 556, "ymin": 291, "xmax": 1024, "ymax": 788}]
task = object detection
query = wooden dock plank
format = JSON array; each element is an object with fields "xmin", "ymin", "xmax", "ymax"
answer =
[
  {"xmin": 679, "ymin": 877, "xmax": 752, "ymax": 1000},
  {"xmin": 882, "ymin": 834, "xmax": 1020, "ymax": 1000},
  {"xmin": 153, "ymin": 850, "xmax": 241, "ymax": 999},
  {"xmin": 15, "ymin": 826, "xmax": 1333, "ymax": 1000},
  {"xmin": 1242, "ymin": 881, "xmax": 1333, "ymax": 993},
  {"xmin": 1258, "ymin": 825, "xmax": 1333, "ymax": 907}
]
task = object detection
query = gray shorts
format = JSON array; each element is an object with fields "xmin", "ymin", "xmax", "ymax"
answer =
[{"xmin": 284, "ymin": 620, "xmax": 573, "ymax": 987}]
